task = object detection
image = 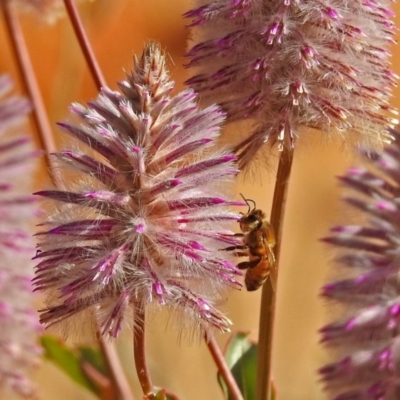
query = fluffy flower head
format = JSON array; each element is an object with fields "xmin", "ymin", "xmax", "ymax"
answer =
[
  {"xmin": 34, "ymin": 43, "xmax": 243, "ymax": 339},
  {"xmin": 320, "ymin": 127, "xmax": 400, "ymax": 399},
  {"xmin": 186, "ymin": 0, "xmax": 398, "ymax": 168},
  {"xmin": 0, "ymin": 75, "xmax": 41, "ymax": 398}
]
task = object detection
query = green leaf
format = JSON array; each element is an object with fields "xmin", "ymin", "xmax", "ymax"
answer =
[
  {"xmin": 165, "ymin": 393, "xmax": 179, "ymax": 400},
  {"xmin": 154, "ymin": 390, "xmax": 167, "ymax": 400},
  {"xmin": 153, "ymin": 388, "xmax": 180, "ymax": 400},
  {"xmin": 218, "ymin": 332, "xmax": 257, "ymax": 400},
  {"xmin": 79, "ymin": 346, "xmax": 107, "ymax": 375},
  {"xmin": 271, "ymin": 383, "xmax": 276, "ymax": 400},
  {"xmin": 217, "ymin": 332, "xmax": 275, "ymax": 400},
  {"xmin": 40, "ymin": 335, "xmax": 97, "ymax": 394}
]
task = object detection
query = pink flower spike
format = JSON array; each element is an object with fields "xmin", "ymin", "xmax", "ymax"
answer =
[
  {"xmin": 185, "ymin": 0, "xmax": 398, "ymax": 169},
  {"xmin": 0, "ymin": 75, "xmax": 41, "ymax": 398},
  {"xmin": 34, "ymin": 44, "xmax": 242, "ymax": 339},
  {"xmin": 320, "ymin": 126, "xmax": 400, "ymax": 399}
]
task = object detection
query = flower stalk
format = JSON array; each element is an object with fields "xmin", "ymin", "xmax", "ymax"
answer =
[
  {"xmin": 206, "ymin": 336, "xmax": 244, "ymax": 400},
  {"xmin": 1, "ymin": 0, "xmax": 58, "ymax": 182},
  {"xmin": 98, "ymin": 336, "xmax": 134, "ymax": 400},
  {"xmin": 63, "ymin": 0, "xmax": 106, "ymax": 89},
  {"xmin": 257, "ymin": 148, "xmax": 294, "ymax": 400},
  {"xmin": 133, "ymin": 307, "xmax": 154, "ymax": 399}
]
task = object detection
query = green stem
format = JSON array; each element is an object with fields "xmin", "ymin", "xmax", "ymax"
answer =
[{"xmin": 256, "ymin": 147, "xmax": 294, "ymax": 400}]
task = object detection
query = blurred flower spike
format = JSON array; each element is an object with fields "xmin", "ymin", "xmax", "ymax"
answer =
[
  {"xmin": 320, "ymin": 126, "xmax": 400, "ymax": 399},
  {"xmin": 0, "ymin": 75, "xmax": 41, "ymax": 398},
  {"xmin": 185, "ymin": 0, "xmax": 398, "ymax": 168},
  {"xmin": 34, "ymin": 43, "xmax": 244, "ymax": 339}
]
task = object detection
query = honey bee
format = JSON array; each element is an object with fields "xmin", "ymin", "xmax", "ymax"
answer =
[{"xmin": 224, "ymin": 195, "xmax": 276, "ymax": 291}]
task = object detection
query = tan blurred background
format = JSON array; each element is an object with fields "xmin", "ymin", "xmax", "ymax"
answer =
[{"xmin": 1, "ymin": 1, "xmax": 400, "ymax": 399}]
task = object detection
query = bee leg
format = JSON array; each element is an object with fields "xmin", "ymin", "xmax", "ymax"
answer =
[
  {"xmin": 221, "ymin": 245, "xmax": 247, "ymax": 251},
  {"xmin": 232, "ymin": 251, "xmax": 248, "ymax": 257},
  {"xmin": 237, "ymin": 258, "xmax": 260, "ymax": 270},
  {"xmin": 221, "ymin": 245, "xmax": 249, "ymax": 257}
]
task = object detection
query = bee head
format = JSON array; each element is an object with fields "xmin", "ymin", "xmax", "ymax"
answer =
[{"xmin": 239, "ymin": 209, "xmax": 265, "ymax": 232}]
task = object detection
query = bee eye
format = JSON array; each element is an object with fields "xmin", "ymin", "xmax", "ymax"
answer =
[{"xmin": 247, "ymin": 215, "xmax": 257, "ymax": 222}]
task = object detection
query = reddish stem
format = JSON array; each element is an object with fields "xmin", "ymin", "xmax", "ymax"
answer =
[
  {"xmin": 1, "ymin": 0, "xmax": 59, "ymax": 184},
  {"xmin": 81, "ymin": 361, "xmax": 114, "ymax": 400},
  {"xmin": 133, "ymin": 307, "xmax": 155, "ymax": 399},
  {"xmin": 206, "ymin": 335, "xmax": 244, "ymax": 400},
  {"xmin": 98, "ymin": 335, "xmax": 135, "ymax": 400},
  {"xmin": 256, "ymin": 147, "xmax": 294, "ymax": 400},
  {"xmin": 63, "ymin": 0, "xmax": 106, "ymax": 89}
]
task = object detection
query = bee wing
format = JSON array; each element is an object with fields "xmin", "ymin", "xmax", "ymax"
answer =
[
  {"xmin": 262, "ymin": 232, "xmax": 277, "ymax": 292},
  {"xmin": 264, "ymin": 221, "xmax": 276, "ymax": 249},
  {"xmin": 269, "ymin": 261, "xmax": 278, "ymax": 292},
  {"xmin": 266, "ymin": 223, "xmax": 277, "ymax": 291}
]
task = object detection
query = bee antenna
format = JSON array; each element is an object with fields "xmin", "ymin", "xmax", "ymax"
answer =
[
  {"xmin": 247, "ymin": 198, "xmax": 256, "ymax": 211},
  {"xmin": 239, "ymin": 193, "xmax": 256, "ymax": 213}
]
